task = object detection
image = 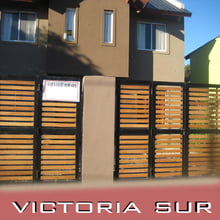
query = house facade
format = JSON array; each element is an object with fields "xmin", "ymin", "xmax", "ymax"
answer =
[
  {"xmin": 185, "ymin": 36, "xmax": 220, "ymax": 84},
  {"xmin": 0, "ymin": 0, "xmax": 191, "ymax": 81}
]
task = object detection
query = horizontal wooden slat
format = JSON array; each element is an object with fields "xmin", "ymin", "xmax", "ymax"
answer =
[
  {"xmin": 0, "ymin": 176, "xmax": 32, "ymax": 181},
  {"xmin": 0, "ymin": 80, "xmax": 35, "ymax": 85},
  {"xmin": 0, "ymin": 111, "xmax": 34, "ymax": 116},
  {"xmin": 120, "ymin": 150, "xmax": 148, "ymax": 154},
  {"xmin": 42, "ymin": 118, "xmax": 76, "ymax": 122},
  {"xmin": 42, "ymin": 114, "xmax": 77, "ymax": 120},
  {"xmin": 120, "ymin": 89, "xmax": 149, "ymax": 95},
  {"xmin": 119, "ymin": 164, "xmax": 148, "ymax": 168},
  {"xmin": 0, "ymin": 117, "xmax": 34, "ymax": 122},
  {"xmin": 156, "ymin": 86, "xmax": 183, "ymax": 91},
  {"xmin": 0, "ymin": 171, "xmax": 32, "ymax": 176},
  {"xmin": 119, "ymin": 173, "xmax": 148, "ymax": 178},
  {"xmin": 0, "ymin": 165, "xmax": 33, "ymax": 170},
  {"xmin": 120, "ymin": 85, "xmax": 149, "ymax": 90},
  {"xmin": 0, "ymin": 95, "xmax": 34, "ymax": 101},
  {"xmin": 155, "ymin": 167, "xmax": 182, "ymax": 172},
  {"xmin": 40, "ymin": 175, "xmax": 75, "ymax": 180},
  {"xmin": 155, "ymin": 172, "xmax": 182, "ymax": 177},
  {"xmin": 41, "ymin": 139, "xmax": 75, "ymax": 145},
  {"xmin": 119, "ymin": 168, "xmax": 148, "ymax": 173},
  {"xmin": 41, "ymin": 150, "xmax": 76, "ymax": 155},
  {"xmin": 41, "ymin": 155, "xmax": 76, "ymax": 160},
  {"xmin": 120, "ymin": 94, "xmax": 149, "ymax": 99},
  {"xmin": 119, "ymin": 159, "xmax": 148, "ymax": 164},
  {"xmin": 41, "ymin": 135, "xmax": 75, "ymax": 139},
  {"xmin": 0, "ymin": 90, "xmax": 34, "ymax": 95},
  {"xmin": 41, "ymin": 165, "xmax": 75, "ymax": 170},
  {"xmin": 0, "ymin": 85, "xmax": 34, "ymax": 90},
  {"xmin": 0, "ymin": 101, "xmax": 34, "ymax": 106},
  {"xmin": 42, "ymin": 123, "xmax": 76, "ymax": 127},
  {"xmin": 41, "ymin": 160, "xmax": 76, "ymax": 165},
  {"xmin": 41, "ymin": 170, "xmax": 75, "ymax": 175},
  {"xmin": 42, "ymin": 107, "xmax": 76, "ymax": 112}
]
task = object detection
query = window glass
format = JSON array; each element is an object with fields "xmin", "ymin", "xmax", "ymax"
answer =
[
  {"xmin": 103, "ymin": 10, "xmax": 113, "ymax": 43},
  {"xmin": 137, "ymin": 22, "xmax": 166, "ymax": 51},
  {"xmin": 1, "ymin": 11, "xmax": 36, "ymax": 42},
  {"xmin": 65, "ymin": 8, "xmax": 76, "ymax": 41},
  {"xmin": 20, "ymin": 13, "xmax": 36, "ymax": 41},
  {"xmin": 1, "ymin": 12, "xmax": 36, "ymax": 42}
]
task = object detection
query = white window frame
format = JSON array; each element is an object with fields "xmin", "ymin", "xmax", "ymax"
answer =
[
  {"xmin": 137, "ymin": 22, "xmax": 167, "ymax": 52},
  {"xmin": 1, "ymin": 10, "xmax": 37, "ymax": 43},
  {"xmin": 64, "ymin": 8, "xmax": 76, "ymax": 42},
  {"xmin": 103, "ymin": 10, "xmax": 114, "ymax": 44}
]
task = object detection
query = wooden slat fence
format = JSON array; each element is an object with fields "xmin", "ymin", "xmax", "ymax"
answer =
[
  {"xmin": 115, "ymin": 79, "xmax": 220, "ymax": 179},
  {"xmin": 0, "ymin": 78, "xmax": 82, "ymax": 183}
]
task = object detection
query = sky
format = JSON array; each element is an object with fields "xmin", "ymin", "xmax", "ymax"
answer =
[{"xmin": 181, "ymin": 0, "xmax": 220, "ymax": 63}]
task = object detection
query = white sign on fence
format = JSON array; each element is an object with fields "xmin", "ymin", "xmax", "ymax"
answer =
[{"xmin": 42, "ymin": 80, "xmax": 80, "ymax": 102}]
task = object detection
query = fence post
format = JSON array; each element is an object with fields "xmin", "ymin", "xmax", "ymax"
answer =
[
  {"xmin": 148, "ymin": 82, "xmax": 156, "ymax": 178},
  {"xmin": 182, "ymin": 83, "xmax": 189, "ymax": 176},
  {"xmin": 33, "ymin": 76, "xmax": 43, "ymax": 182}
]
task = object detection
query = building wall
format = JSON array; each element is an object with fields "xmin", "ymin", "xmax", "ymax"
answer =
[
  {"xmin": 0, "ymin": 1, "xmax": 48, "ymax": 77},
  {"xmin": 47, "ymin": 0, "xmax": 130, "ymax": 77},
  {"xmin": 129, "ymin": 13, "xmax": 185, "ymax": 82},
  {"xmin": 189, "ymin": 39, "xmax": 216, "ymax": 84},
  {"xmin": 208, "ymin": 38, "xmax": 220, "ymax": 84}
]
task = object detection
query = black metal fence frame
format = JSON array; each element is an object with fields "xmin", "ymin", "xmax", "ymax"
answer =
[
  {"xmin": 0, "ymin": 75, "xmax": 83, "ymax": 183},
  {"xmin": 114, "ymin": 78, "xmax": 220, "ymax": 179}
]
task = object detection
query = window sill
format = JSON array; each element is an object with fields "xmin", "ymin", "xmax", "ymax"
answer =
[
  {"xmin": 137, "ymin": 49, "xmax": 169, "ymax": 55},
  {"xmin": 0, "ymin": 40, "xmax": 37, "ymax": 47},
  {"xmin": 101, "ymin": 42, "xmax": 116, "ymax": 47}
]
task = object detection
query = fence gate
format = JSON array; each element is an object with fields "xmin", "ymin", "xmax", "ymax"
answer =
[
  {"xmin": 0, "ymin": 77, "xmax": 82, "ymax": 183},
  {"xmin": 115, "ymin": 78, "xmax": 220, "ymax": 179}
]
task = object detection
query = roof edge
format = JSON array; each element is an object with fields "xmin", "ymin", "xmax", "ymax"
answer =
[
  {"xmin": 185, "ymin": 36, "xmax": 220, "ymax": 59},
  {"xmin": 166, "ymin": 0, "xmax": 185, "ymax": 9},
  {"xmin": 144, "ymin": 7, "xmax": 192, "ymax": 17}
]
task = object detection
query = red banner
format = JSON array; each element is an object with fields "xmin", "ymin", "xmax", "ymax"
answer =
[{"xmin": 0, "ymin": 180, "xmax": 220, "ymax": 220}]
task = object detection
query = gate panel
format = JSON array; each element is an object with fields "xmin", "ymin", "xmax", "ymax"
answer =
[
  {"xmin": 154, "ymin": 84, "xmax": 184, "ymax": 178},
  {"xmin": 116, "ymin": 80, "xmax": 220, "ymax": 180},
  {"xmin": 0, "ymin": 80, "xmax": 35, "ymax": 182},
  {"xmin": 118, "ymin": 135, "xmax": 149, "ymax": 178},
  {"xmin": 40, "ymin": 134, "xmax": 77, "ymax": 181},
  {"xmin": 0, "ymin": 80, "xmax": 35, "ymax": 126},
  {"xmin": 115, "ymin": 80, "xmax": 150, "ymax": 179},
  {"xmin": 188, "ymin": 85, "xmax": 220, "ymax": 177},
  {"xmin": 0, "ymin": 134, "xmax": 34, "ymax": 181},
  {"xmin": 155, "ymin": 85, "xmax": 183, "ymax": 129},
  {"xmin": 0, "ymin": 77, "xmax": 82, "ymax": 183},
  {"xmin": 154, "ymin": 134, "xmax": 183, "ymax": 177},
  {"xmin": 39, "ymin": 78, "xmax": 82, "ymax": 182}
]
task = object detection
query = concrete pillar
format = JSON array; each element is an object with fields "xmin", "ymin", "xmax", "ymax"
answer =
[{"xmin": 82, "ymin": 76, "xmax": 116, "ymax": 183}]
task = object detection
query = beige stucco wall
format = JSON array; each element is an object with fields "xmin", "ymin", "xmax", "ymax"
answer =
[
  {"xmin": 153, "ymin": 18, "xmax": 185, "ymax": 82},
  {"xmin": 82, "ymin": 76, "xmax": 115, "ymax": 183},
  {"xmin": 129, "ymin": 14, "xmax": 185, "ymax": 82},
  {"xmin": 47, "ymin": 0, "xmax": 130, "ymax": 77}
]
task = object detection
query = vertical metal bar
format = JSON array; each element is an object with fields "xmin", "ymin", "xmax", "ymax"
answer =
[
  {"xmin": 33, "ymin": 76, "xmax": 43, "ymax": 182},
  {"xmin": 182, "ymin": 83, "xmax": 189, "ymax": 176},
  {"xmin": 148, "ymin": 82, "xmax": 156, "ymax": 178},
  {"xmin": 114, "ymin": 78, "xmax": 121, "ymax": 179},
  {"xmin": 75, "ymin": 77, "xmax": 83, "ymax": 181}
]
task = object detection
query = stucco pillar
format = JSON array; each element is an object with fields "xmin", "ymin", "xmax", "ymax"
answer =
[{"xmin": 82, "ymin": 76, "xmax": 116, "ymax": 184}]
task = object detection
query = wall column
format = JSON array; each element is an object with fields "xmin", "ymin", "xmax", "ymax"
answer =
[{"xmin": 82, "ymin": 76, "xmax": 116, "ymax": 184}]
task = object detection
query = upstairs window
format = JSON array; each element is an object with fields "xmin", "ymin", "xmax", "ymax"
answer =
[
  {"xmin": 1, "ymin": 11, "xmax": 36, "ymax": 43},
  {"xmin": 65, "ymin": 8, "xmax": 76, "ymax": 41},
  {"xmin": 103, "ymin": 10, "xmax": 113, "ymax": 44},
  {"xmin": 137, "ymin": 23, "xmax": 166, "ymax": 51}
]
